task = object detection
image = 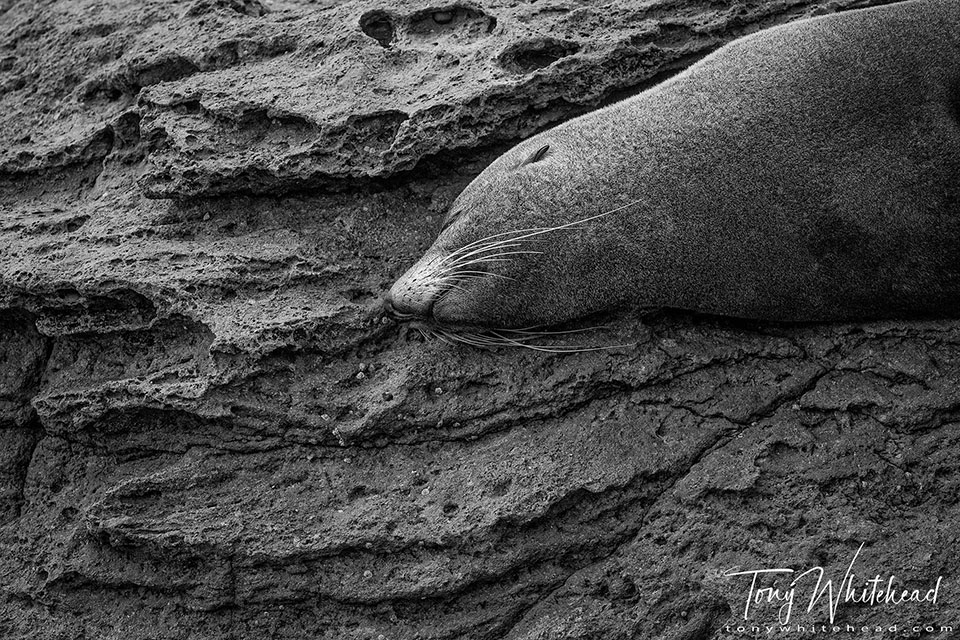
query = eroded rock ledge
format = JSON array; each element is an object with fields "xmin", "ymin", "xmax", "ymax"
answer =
[{"xmin": 2, "ymin": 0, "xmax": 957, "ymax": 638}]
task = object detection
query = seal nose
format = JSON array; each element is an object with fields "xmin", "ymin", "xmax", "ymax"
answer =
[
  {"xmin": 384, "ymin": 258, "xmax": 444, "ymax": 320},
  {"xmin": 382, "ymin": 288, "xmax": 429, "ymax": 320},
  {"xmin": 382, "ymin": 294, "xmax": 410, "ymax": 320}
]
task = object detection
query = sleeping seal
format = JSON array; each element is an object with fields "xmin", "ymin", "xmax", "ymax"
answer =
[{"xmin": 384, "ymin": 0, "xmax": 960, "ymax": 333}]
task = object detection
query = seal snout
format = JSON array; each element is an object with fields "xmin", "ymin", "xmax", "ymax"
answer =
[
  {"xmin": 381, "ymin": 295, "xmax": 410, "ymax": 319},
  {"xmin": 382, "ymin": 291, "xmax": 428, "ymax": 319},
  {"xmin": 383, "ymin": 254, "xmax": 447, "ymax": 320}
]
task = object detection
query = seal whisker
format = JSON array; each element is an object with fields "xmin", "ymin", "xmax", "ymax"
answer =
[
  {"xmin": 498, "ymin": 326, "xmax": 608, "ymax": 336},
  {"xmin": 438, "ymin": 244, "xmax": 543, "ymax": 265},
  {"xmin": 477, "ymin": 203, "xmax": 639, "ymax": 247},
  {"xmin": 446, "ymin": 198, "xmax": 644, "ymax": 263},
  {"xmin": 446, "ymin": 329, "xmax": 515, "ymax": 350},
  {"xmin": 466, "ymin": 335, "xmax": 518, "ymax": 349},
  {"xmin": 464, "ymin": 332, "xmax": 508, "ymax": 344},
  {"xmin": 445, "ymin": 246, "xmax": 544, "ymax": 261},
  {"xmin": 450, "ymin": 250, "xmax": 544, "ymax": 262},
  {"xmin": 444, "ymin": 271, "xmax": 517, "ymax": 281},
  {"xmin": 439, "ymin": 259, "xmax": 515, "ymax": 273},
  {"xmin": 437, "ymin": 241, "xmax": 525, "ymax": 266},
  {"xmin": 487, "ymin": 330, "xmax": 630, "ymax": 353},
  {"xmin": 441, "ymin": 203, "xmax": 637, "ymax": 257},
  {"xmin": 437, "ymin": 243, "xmax": 530, "ymax": 268},
  {"xmin": 440, "ymin": 233, "xmax": 539, "ymax": 257},
  {"xmin": 416, "ymin": 323, "xmax": 629, "ymax": 353},
  {"xmin": 435, "ymin": 234, "xmax": 554, "ymax": 270},
  {"xmin": 442, "ymin": 252, "xmax": 543, "ymax": 272},
  {"xmin": 451, "ymin": 334, "xmax": 492, "ymax": 348},
  {"xmin": 417, "ymin": 324, "xmax": 627, "ymax": 352},
  {"xmin": 431, "ymin": 330, "xmax": 458, "ymax": 346},
  {"xmin": 416, "ymin": 324, "xmax": 455, "ymax": 345},
  {"xmin": 436, "ymin": 328, "xmax": 498, "ymax": 350},
  {"xmin": 433, "ymin": 199, "xmax": 644, "ymax": 286}
]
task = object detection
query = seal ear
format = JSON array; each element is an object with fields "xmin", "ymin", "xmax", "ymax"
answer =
[
  {"xmin": 440, "ymin": 207, "xmax": 463, "ymax": 232},
  {"xmin": 520, "ymin": 144, "xmax": 551, "ymax": 167}
]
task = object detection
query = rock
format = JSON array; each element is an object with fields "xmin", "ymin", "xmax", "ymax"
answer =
[{"xmin": 2, "ymin": 0, "xmax": 957, "ymax": 638}]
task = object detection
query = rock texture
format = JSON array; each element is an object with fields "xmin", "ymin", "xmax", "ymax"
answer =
[{"xmin": 2, "ymin": 0, "xmax": 958, "ymax": 638}]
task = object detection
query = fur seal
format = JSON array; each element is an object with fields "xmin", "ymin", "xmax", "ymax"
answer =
[{"xmin": 385, "ymin": 0, "xmax": 960, "ymax": 332}]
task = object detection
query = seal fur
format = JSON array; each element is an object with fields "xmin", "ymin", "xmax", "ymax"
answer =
[{"xmin": 385, "ymin": 0, "xmax": 960, "ymax": 330}]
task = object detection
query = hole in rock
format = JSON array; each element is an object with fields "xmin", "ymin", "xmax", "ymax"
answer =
[
  {"xmin": 498, "ymin": 38, "xmax": 580, "ymax": 74},
  {"xmin": 408, "ymin": 4, "xmax": 496, "ymax": 39},
  {"xmin": 360, "ymin": 10, "xmax": 395, "ymax": 47}
]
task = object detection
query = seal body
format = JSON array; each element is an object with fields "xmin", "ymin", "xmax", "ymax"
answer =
[{"xmin": 386, "ymin": 0, "xmax": 960, "ymax": 329}]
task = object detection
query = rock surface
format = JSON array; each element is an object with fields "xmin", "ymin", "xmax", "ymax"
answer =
[{"xmin": 2, "ymin": 0, "xmax": 958, "ymax": 638}]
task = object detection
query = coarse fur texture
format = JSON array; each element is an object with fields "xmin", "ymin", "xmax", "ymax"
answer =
[{"xmin": 386, "ymin": 0, "xmax": 960, "ymax": 330}]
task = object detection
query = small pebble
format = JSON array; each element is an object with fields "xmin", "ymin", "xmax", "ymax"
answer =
[
  {"xmin": 363, "ymin": 570, "xmax": 373, "ymax": 579},
  {"xmin": 434, "ymin": 387, "xmax": 443, "ymax": 395}
]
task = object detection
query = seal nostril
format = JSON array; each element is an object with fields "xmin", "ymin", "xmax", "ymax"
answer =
[
  {"xmin": 383, "ymin": 296, "xmax": 398, "ymax": 315},
  {"xmin": 383, "ymin": 294, "xmax": 416, "ymax": 320}
]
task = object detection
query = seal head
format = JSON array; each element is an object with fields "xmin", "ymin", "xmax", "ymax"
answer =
[{"xmin": 385, "ymin": 136, "xmax": 649, "ymax": 329}]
